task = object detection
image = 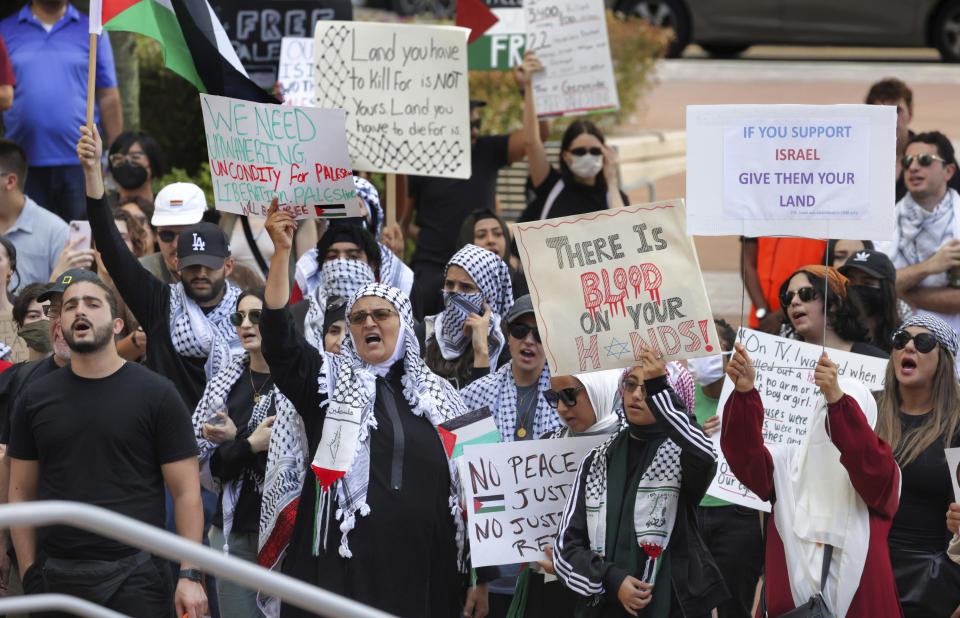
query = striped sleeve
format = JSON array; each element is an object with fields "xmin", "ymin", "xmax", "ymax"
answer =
[{"xmin": 645, "ymin": 375, "xmax": 716, "ymax": 462}]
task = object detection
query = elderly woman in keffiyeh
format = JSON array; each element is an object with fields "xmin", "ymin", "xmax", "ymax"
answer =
[{"xmin": 256, "ymin": 201, "xmax": 470, "ymax": 618}]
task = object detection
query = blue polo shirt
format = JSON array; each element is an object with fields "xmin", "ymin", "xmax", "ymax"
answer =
[
  {"xmin": 0, "ymin": 3, "xmax": 116, "ymax": 167},
  {"xmin": 5, "ymin": 195, "xmax": 69, "ymax": 289}
]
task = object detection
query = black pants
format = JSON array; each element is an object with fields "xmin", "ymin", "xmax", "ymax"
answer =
[
  {"xmin": 696, "ymin": 505, "xmax": 763, "ymax": 618},
  {"xmin": 411, "ymin": 260, "xmax": 445, "ymax": 321},
  {"xmin": 24, "ymin": 553, "xmax": 174, "ymax": 618}
]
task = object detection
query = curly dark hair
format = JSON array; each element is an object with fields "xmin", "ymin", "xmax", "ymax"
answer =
[{"xmin": 778, "ymin": 270, "xmax": 868, "ymax": 343}]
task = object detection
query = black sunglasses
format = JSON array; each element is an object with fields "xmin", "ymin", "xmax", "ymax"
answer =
[
  {"xmin": 569, "ymin": 147, "xmax": 602, "ymax": 156},
  {"xmin": 508, "ymin": 323, "xmax": 541, "ymax": 343},
  {"xmin": 901, "ymin": 153, "xmax": 948, "ymax": 169},
  {"xmin": 544, "ymin": 385, "xmax": 586, "ymax": 409},
  {"xmin": 158, "ymin": 230, "xmax": 179, "ymax": 243},
  {"xmin": 891, "ymin": 329, "xmax": 938, "ymax": 354},
  {"xmin": 229, "ymin": 309, "xmax": 262, "ymax": 326},
  {"xmin": 780, "ymin": 286, "xmax": 819, "ymax": 308}
]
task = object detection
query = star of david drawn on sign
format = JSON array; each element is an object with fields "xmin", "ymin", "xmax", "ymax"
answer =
[{"xmin": 603, "ymin": 337, "xmax": 631, "ymax": 360}]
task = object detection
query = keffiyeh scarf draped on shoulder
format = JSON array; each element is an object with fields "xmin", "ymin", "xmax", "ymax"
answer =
[
  {"xmin": 169, "ymin": 281, "xmax": 243, "ymax": 379},
  {"xmin": 429, "ymin": 244, "xmax": 514, "ymax": 367},
  {"xmin": 460, "ymin": 361, "xmax": 559, "ymax": 440},
  {"xmin": 303, "ymin": 258, "xmax": 376, "ymax": 350},
  {"xmin": 191, "ymin": 354, "xmax": 296, "ymax": 555}
]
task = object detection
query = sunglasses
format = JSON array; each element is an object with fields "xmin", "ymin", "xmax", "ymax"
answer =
[
  {"xmin": 158, "ymin": 230, "xmax": 179, "ymax": 243},
  {"xmin": 229, "ymin": 309, "xmax": 262, "ymax": 326},
  {"xmin": 621, "ymin": 379, "xmax": 646, "ymax": 397},
  {"xmin": 891, "ymin": 329, "xmax": 939, "ymax": 354},
  {"xmin": 780, "ymin": 286, "xmax": 819, "ymax": 307},
  {"xmin": 43, "ymin": 304, "xmax": 60, "ymax": 319},
  {"xmin": 544, "ymin": 385, "xmax": 586, "ymax": 408},
  {"xmin": 901, "ymin": 153, "xmax": 948, "ymax": 169},
  {"xmin": 508, "ymin": 323, "xmax": 541, "ymax": 343},
  {"xmin": 347, "ymin": 308, "xmax": 398, "ymax": 325},
  {"xmin": 569, "ymin": 147, "xmax": 603, "ymax": 156}
]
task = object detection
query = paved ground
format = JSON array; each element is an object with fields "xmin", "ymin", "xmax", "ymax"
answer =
[{"xmin": 619, "ymin": 47, "xmax": 960, "ymax": 327}]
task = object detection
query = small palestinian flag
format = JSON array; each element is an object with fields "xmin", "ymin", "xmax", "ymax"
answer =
[
  {"xmin": 473, "ymin": 494, "xmax": 505, "ymax": 514},
  {"xmin": 314, "ymin": 204, "xmax": 348, "ymax": 218},
  {"xmin": 438, "ymin": 407, "xmax": 501, "ymax": 459}
]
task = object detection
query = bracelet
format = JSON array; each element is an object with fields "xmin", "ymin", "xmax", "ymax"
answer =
[{"xmin": 178, "ymin": 568, "xmax": 202, "ymax": 583}]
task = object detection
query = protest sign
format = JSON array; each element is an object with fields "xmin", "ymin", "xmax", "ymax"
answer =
[
  {"xmin": 467, "ymin": 0, "xmax": 525, "ymax": 71},
  {"xmin": 438, "ymin": 407, "xmax": 501, "ymax": 459},
  {"xmin": 686, "ymin": 104, "xmax": 895, "ymax": 240},
  {"xmin": 947, "ymin": 448, "xmax": 960, "ymax": 503},
  {"xmin": 200, "ymin": 93, "xmax": 361, "ymax": 219},
  {"xmin": 524, "ymin": 0, "xmax": 618, "ymax": 117},
  {"xmin": 460, "ymin": 435, "xmax": 606, "ymax": 567},
  {"xmin": 513, "ymin": 200, "xmax": 718, "ymax": 377},
  {"xmin": 706, "ymin": 327, "xmax": 889, "ymax": 511},
  {"xmin": 279, "ymin": 37, "xmax": 314, "ymax": 106},
  {"xmin": 313, "ymin": 22, "xmax": 472, "ymax": 178}
]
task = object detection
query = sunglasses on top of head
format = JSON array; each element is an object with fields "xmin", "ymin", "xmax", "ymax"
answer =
[
  {"xmin": 901, "ymin": 153, "xmax": 948, "ymax": 169},
  {"xmin": 543, "ymin": 385, "xmax": 585, "ymax": 408},
  {"xmin": 891, "ymin": 329, "xmax": 939, "ymax": 354},
  {"xmin": 568, "ymin": 147, "xmax": 603, "ymax": 156},
  {"xmin": 229, "ymin": 309, "xmax": 262, "ymax": 326},
  {"xmin": 508, "ymin": 323, "xmax": 541, "ymax": 343},
  {"xmin": 779, "ymin": 286, "xmax": 819, "ymax": 308}
]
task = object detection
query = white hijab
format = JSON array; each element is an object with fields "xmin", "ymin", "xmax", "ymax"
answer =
[
  {"xmin": 574, "ymin": 369, "xmax": 624, "ymax": 434},
  {"xmin": 770, "ymin": 378, "xmax": 881, "ymax": 618}
]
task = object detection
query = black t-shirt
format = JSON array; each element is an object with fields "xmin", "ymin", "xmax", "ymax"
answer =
[
  {"xmin": 210, "ymin": 370, "xmax": 272, "ymax": 533},
  {"xmin": 889, "ymin": 411, "xmax": 960, "ymax": 552},
  {"xmin": 850, "ymin": 341, "xmax": 889, "ymax": 359},
  {"xmin": 8, "ymin": 362, "xmax": 197, "ymax": 560},
  {"xmin": 88, "ymin": 195, "xmax": 212, "ymax": 410},
  {"xmin": 408, "ymin": 135, "xmax": 510, "ymax": 265},
  {"xmin": 0, "ymin": 357, "xmax": 61, "ymax": 444},
  {"xmin": 519, "ymin": 167, "xmax": 630, "ymax": 222}
]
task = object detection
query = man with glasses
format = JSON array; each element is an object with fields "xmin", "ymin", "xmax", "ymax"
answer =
[
  {"xmin": 884, "ymin": 131, "xmax": 960, "ymax": 368},
  {"xmin": 140, "ymin": 182, "xmax": 207, "ymax": 284}
]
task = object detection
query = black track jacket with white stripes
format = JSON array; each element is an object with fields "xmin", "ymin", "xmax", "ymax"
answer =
[{"xmin": 554, "ymin": 374, "xmax": 729, "ymax": 616}]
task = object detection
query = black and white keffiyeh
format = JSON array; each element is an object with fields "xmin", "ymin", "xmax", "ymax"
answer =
[
  {"xmin": 428, "ymin": 244, "xmax": 514, "ymax": 366},
  {"xmin": 901, "ymin": 312, "xmax": 960, "ymax": 354},
  {"xmin": 353, "ymin": 176, "xmax": 413, "ymax": 294},
  {"xmin": 303, "ymin": 258, "xmax": 375, "ymax": 350},
  {"xmin": 460, "ymin": 361, "xmax": 559, "ymax": 441},
  {"xmin": 192, "ymin": 354, "xmax": 296, "ymax": 555},
  {"xmin": 169, "ymin": 281, "xmax": 243, "ymax": 379},
  {"xmin": 354, "ymin": 176, "xmax": 383, "ymax": 238}
]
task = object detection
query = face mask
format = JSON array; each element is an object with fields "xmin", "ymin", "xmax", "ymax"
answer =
[
  {"xmin": 569, "ymin": 153, "xmax": 604, "ymax": 179},
  {"xmin": 852, "ymin": 285, "xmax": 883, "ymax": 315},
  {"xmin": 321, "ymin": 258, "xmax": 375, "ymax": 300},
  {"xmin": 439, "ymin": 291, "xmax": 484, "ymax": 354},
  {"xmin": 18, "ymin": 320, "xmax": 52, "ymax": 354},
  {"xmin": 686, "ymin": 354, "xmax": 725, "ymax": 387},
  {"xmin": 110, "ymin": 161, "xmax": 148, "ymax": 190}
]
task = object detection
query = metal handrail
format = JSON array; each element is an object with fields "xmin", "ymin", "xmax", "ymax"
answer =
[
  {"xmin": 0, "ymin": 501, "xmax": 393, "ymax": 618},
  {"xmin": 0, "ymin": 593, "xmax": 125, "ymax": 617}
]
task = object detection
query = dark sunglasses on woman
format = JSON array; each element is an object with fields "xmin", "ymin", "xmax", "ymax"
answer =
[
  {"xmin": 891, "ymin": 329, "xmax": 938, "ymax": 354},
  {"xmin": 544, "ymin": 385, "xmax": 586, "ymax": 408},
  {"xmin": 780, "ymin": 286, "xmax": 819, "ymax": 307},
  {"xmin": 901, "ymin": 153, "xmax": 947, "ymax": 169},
  {"xmin": 229, "ymin": 309, "xmax": 262, "ymax": 326},
  {"xmin": 568, "ymin": 147, "xmax": 603, "ymax": 156},
  {"xmin": 157, "ymin": 230, "xmax": 179, "ymax": 243},
  {"xmin": 508, "ymin": 323, "xmax": 541, "ymax": 343},
  {"xmin": 347, "ymin": 308, "xmax": 398, "ymax": 325}
]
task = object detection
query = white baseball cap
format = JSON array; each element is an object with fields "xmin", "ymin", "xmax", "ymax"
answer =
[{"xmin": 152, "ymin": 182, "xmax": 206, "ymax": 227}]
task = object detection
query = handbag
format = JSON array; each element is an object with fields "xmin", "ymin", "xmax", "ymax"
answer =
[
  {"xmin": 890, "ymin": 546, "xmax": 960, "ymax": 616},
  {"xmin": 762, "ymin": 544, "xmax": 835, "ymax": 618}
]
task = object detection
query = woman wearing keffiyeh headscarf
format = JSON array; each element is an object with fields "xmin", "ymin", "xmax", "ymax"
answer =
[
  {"xmin": 553, "ymin": 346, "xmax": 726, "ymax": 617},
  {"xmin": 424, "ymin": 243, "xmax": 515, "ymax": 389},
  {"xmin": 257, "ymin": 201, "xmax": 471, "ymax": 618}
]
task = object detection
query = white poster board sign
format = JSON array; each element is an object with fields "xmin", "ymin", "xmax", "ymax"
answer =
[
  {"xmin": 686, "ymin": 104, "xmax": 895, "ymax": 240},
  {"xmin": 524, "ymin": 0, "xmax": 618, "ymax": 117},
  {"xmin": 513, "ymin": 200, "xmax": 718, "ymax": 377},
  {"xmin": 461, "ymin": 435, "xmax": 606, "ymax": 567},
  {"xmin": 279, "ymin": 37, "xmax": 315, "ymax": 107},
  {"xmin": 707, "ymin": 328, "xmax": 889, "ymax": 511},
  {"xmin": 200, "ymin": 93, "xmax": 361, "ymax": 219},
  {"xmin": 947, "ymin": 447, "xmax": 960, "ymax": 503},
  {"xmin": 313, "ymin": 21, "xmax": 471, "ymax": 178}
]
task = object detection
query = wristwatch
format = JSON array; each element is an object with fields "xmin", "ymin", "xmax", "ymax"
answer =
[
  {"xmin": 178, "ymin": 568, "xmax": 203, "ymax": 583},
  {"xmin": 754, "ymin": 307, "xmax": 768, "ymax": 321}
]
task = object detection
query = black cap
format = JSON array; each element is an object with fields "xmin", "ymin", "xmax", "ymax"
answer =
[
  {"xmin": 469, "ymin": 99, "xmax": 487, "ymax": 109},
  {"xmin": 38, "ymin": 268, "xmax": 99, "ymax": 302},
  {"xmin": 177, "ymin": 222, "xmax": 230, "ymax": 271},
  {"xmin": 838, "ymin": 249, "xmax": 896, "ymax": 283},
  {"xmin": 505, "ymin": 294, "xmax": 535, "ymax": 324}
]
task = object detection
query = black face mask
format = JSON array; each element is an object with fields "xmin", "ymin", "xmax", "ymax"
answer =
[
  {"xmin": 853, "ymin": 285, "xmax": 884, "ymax": 314},
  {"xmin": 110, "ymin": 161, "xmax": 148, "ymax": 190}
]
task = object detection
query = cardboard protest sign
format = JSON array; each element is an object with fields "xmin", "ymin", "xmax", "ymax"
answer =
[
  {"xmin": 438, "ymin": 407, "xmax": 501, "ymax": 459},
  {"xmin": 460, "ymin": 435, "xmax": 606, "ymax": 567},
  {"xmin": 201, "ymin": 93, "xmax": 361, "ymax": 219},
  {"xmin": 279, "ymin": 37, "xmax": 314, "ymax": 107},
  {"xmin": 513, "ymin": 200, "xmax": 718, "ymax": 377},
  {"xmin": 706, "ymin": 328, "xmax": 889, "ymax": 511},
  {"xmin": 525, "ymin": 0, "xmax": 618, "ymax": 117},
  {"xmin": 313, "ymin": 21, "xmax": 472, "ymax": 179},
  {"xmin": 947, "ymin": 448, "xmax": 960, "ymax": 503},
  {"xmin": 686, "ymin": 104, "xmax": 895, "ymax": 240}
]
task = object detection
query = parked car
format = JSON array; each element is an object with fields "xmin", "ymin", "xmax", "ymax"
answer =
[{"xmin": 611, "ymin": 0, "xmax": 960, "ymax": 61}]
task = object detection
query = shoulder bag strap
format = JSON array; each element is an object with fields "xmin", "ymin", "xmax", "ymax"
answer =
[{"xmin": 819, "ymin": 544, "xmax": 834, "ymax": 592}]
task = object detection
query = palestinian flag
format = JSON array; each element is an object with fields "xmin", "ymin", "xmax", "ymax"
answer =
[
  {"xmin": 90, "ymin": 0, "xmax": 275, "ymax": 103},
  {"xmin": 438, "ymin": 407, "xmax": 501, "ymax": 459},
  {"xmin": 473, "ymin": 494, "xmax": 505, "ymax": 514},
  {"xmin": 314, "ymin": 204, "xmax": 348, "ymax": 218}
]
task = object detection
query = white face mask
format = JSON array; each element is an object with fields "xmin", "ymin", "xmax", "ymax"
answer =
[
  {"xmin": 569, "ymin": 153, "xmax": 604, "ymax": 179},
  {"xmin": 686, "ymin": 354, "xmax": 725, "ymax": 386}
]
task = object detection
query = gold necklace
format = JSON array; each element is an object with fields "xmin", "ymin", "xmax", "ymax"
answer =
[
  {"xmin": 249, "ymin": 368, "xmax": 271, "ymax": 403},
  {"xmin": 515, "ymin": 386, "xmax": 536, "ymax": 439}
]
